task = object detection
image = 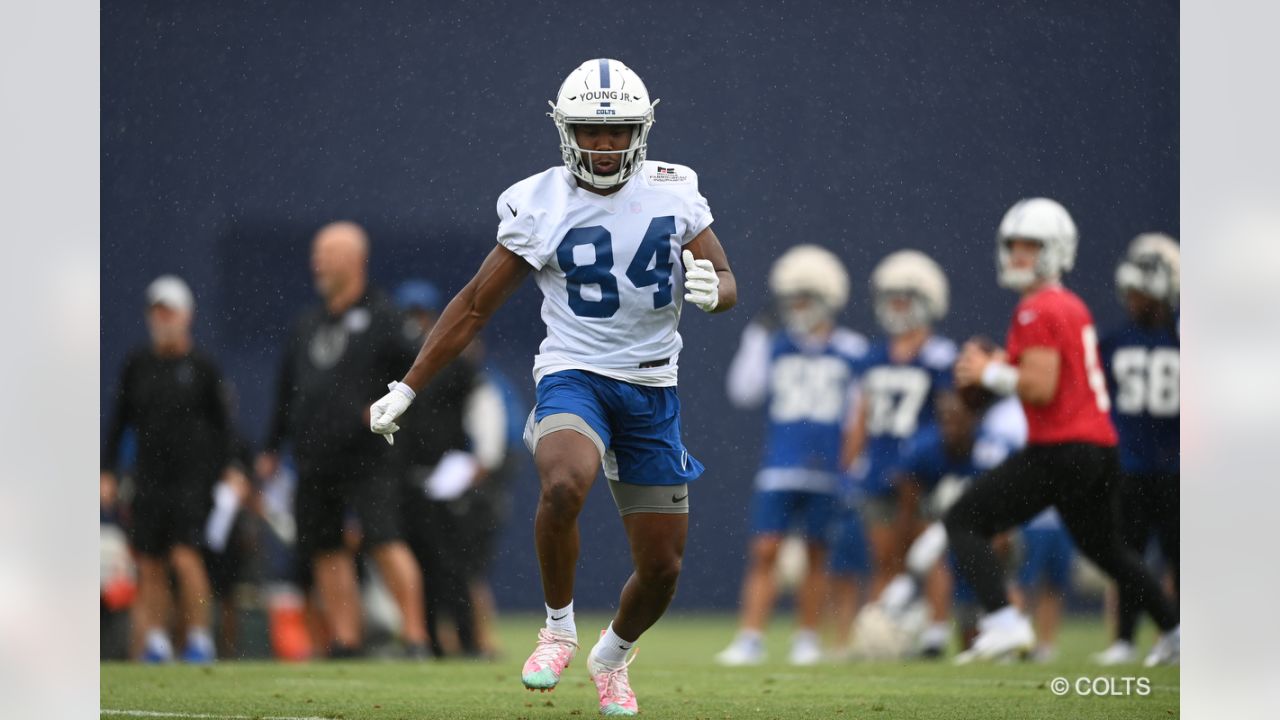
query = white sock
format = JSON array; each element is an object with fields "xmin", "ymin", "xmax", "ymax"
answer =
[
  {"xmin": 545, "ymin": 601, "xmax": 576, "ymax": 638},
  {"xmin": 187, "ymin": 626, "xmax": 214, "ymax": 653},
  {"xmin": 921, "ymin": 622, "xmax": 950, "ymax": 646},
  {"xmin": 792, "ymin": 628, "xmax": 819, "ymax": 647},
  {"xmin": 592, "ymin": 623, "xmax": 634, "ymax": 668},
  {"xmin": 985, "ymin": 605, "xmax": 1022, "ymax": 627},
  {"xmin": 145, "ymin": 628, "xmax": 174, "ymax": 658},
  {"xmin": 737, "ymin": 628, "xmax": 763, "ymax": 648}
]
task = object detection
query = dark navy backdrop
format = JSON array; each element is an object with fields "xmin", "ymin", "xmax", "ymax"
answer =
[{"xmin": 101, "ymin": 0, "xmax": 1178, "ymax": 610}]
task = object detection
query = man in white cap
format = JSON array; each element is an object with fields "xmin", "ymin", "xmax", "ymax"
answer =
[{"xmin": 102, "ymin": 275, "xmax": 249, "ymax": 663}]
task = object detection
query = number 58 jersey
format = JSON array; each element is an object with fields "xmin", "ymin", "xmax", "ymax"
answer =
[{"xmin": 495, "ymin": 161, "xmax": 714, "ymax": 387}]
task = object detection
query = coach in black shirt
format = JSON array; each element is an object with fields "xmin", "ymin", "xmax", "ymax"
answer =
[
  {"xmin": 102, "ymin": 275, "xmax": 245, "ymax": 663},
  {"xmin": 256, "ymin": 221, "xmax": 427, "ymax": 656}
]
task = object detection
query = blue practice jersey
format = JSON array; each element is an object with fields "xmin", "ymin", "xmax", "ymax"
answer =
[
  {"xmin": 726, "ymin": 323, "xmax": 868, "ymax": 494},
  {"xmin": 1099, "ymin": 321, "xmax": 1180, "ymax": 474},
  {"xmin": 847, "ymin": 336, "xmax": 957, "ymax": 498},
  {"xmin": 894, "ymin": 397, "xmax": 1027, "ymax": 490}
]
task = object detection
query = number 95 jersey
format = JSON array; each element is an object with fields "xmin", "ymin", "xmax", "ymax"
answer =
[{"xmin": 495, "ymin": 161, "xmax": 714, "ymax": 387}]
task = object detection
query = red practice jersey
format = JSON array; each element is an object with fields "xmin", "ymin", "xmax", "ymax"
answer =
[{"xmin": 1005, "ymin": 285, "xmax": 1119, "ymax": 446}]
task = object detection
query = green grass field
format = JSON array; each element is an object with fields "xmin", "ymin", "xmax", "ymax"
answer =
[{"xmin": 102, "ymin": 613, "xmax": 1178, "ymax": 719}]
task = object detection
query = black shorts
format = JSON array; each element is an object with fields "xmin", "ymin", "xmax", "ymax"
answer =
[
  {"xmin": 295, "ymin": 454, "xmax": 403, "ymax": 555},
  {"xmin": 129, "ymin": 481, "xmax": 210, "ymax": 557}
]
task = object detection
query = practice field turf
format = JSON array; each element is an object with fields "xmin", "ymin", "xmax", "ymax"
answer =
[{"xmin": 102, "ymin": 613, "xmax": 1178, "ymax": 719}]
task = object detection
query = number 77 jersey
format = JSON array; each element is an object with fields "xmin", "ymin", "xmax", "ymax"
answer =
[
  {"xmin": 1005, "ymin": 285, "xmax": 1119, "ymax": 447},
  {"xmin": 495, "ymin": 161, "xmax": 714, "ymax": 387}
]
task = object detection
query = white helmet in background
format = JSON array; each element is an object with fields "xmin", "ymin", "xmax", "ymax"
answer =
[
  {"xmin": 871, "ymin": 250, "xmax": 948, "ymax": 335},
  {"xmin": 769, "ymin": 244, "xmax": 850, "ymax": 335},
  {"xmin": 548, "ymin": 59, "xmax": 658, "ymax": 189},
  {"xmin": 996, "ymin": 197, "xmax": 1078, "ymax": 290},
  {"xmin": 1116, "ymin": 232, "xmax": 1180, "ymax": 308}
]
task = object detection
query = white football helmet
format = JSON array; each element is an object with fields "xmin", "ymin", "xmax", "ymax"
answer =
[
  {"xmin": 768, "ymin": 244, "xmax": 850, "ymax": 334},
  {"xmin": 548, "ymin": 59, "xmax": 658, "ymax": 189},
  {"xmin": 1116, "ymin": 232, "xmax": 1180, "ymax": 308},
  {"xmin": 996, "ymin": 197, "xmax": 1078, "ymax": 290},
  {"xmin": 870, "ymin": 250, "xmax": 948, "ymax": 335}
]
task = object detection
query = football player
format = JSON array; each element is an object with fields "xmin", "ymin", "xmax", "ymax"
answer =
[
  {"xmin": 857, "ymin": 385, "xmax": 1026, "ymax": 659},
  {"xmin": 1093, "ymin": 233, "xmax": 1180, "ymax": 665},
  {"xmin": 888, "ymin": 388, "xmax": 1026, "ymax": 657},
  {"xmin": 369, "ymin": 59, "xmax": 736, "ymax": 716},
  {"xmin": 715, "ymin": 245, "xmax": 866, "ymax": 667},
  {"xmin": 1016, "ymin": 507, "xmax": 1075, "ymax": 663},
  {"xmin": 835, "ymin": 250, "xmax": 956, "ymax": 605},
  {"xmin": 946, "ymin": 198, "xmax": 1179, "ymax": 665}
]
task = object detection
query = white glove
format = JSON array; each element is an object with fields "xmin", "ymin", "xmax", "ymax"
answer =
[
  {"xmin": 370, "ymin": 381, "xmax": 416, "ymax": 445},
  {"xmin": 682, "ymin": 250, "xmax": 719, "ymax": 312}
]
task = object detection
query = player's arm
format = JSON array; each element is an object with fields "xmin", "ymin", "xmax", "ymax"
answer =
[
  {"xmin": 682, "ymin": 227, "xmax": 737, "ymax": 313},
  {"xmin": 895, "ymin": 475, "xmax": 923, "ymax": 549},
  {"xmin": 725, "ymin": 322, "xmax": 771, "ymax": 408},
  {"xmin": 370, "ymin": 244, "xmax": 531, "ymax": 443},
  {"xmin": 955, "ymin": 340, "xmax": 1059, "ymax": 407},
  {"xmin": 256, "ymin": 332, "xmax": 297, "ymax": 480},
  {"xmin": 101, "ymin": 356, "xmax": 134, "ymax": 508},
  {"xmin": 840, "ymin": 393, "xmax": 868, "ymax": 469}
]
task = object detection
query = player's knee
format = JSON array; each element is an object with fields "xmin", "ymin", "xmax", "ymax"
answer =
[
  {"xmin": 169, "ymin": 544, "xmax": 205, "ymax": 573},
  {"xmin": 638, "ymin": 554, "xmax": 682, "ymax": 589},
  {"xmin": 748, "ymin": 537, "xmax": 782, "ymax": 567},
  {"xmin": 539, "ymin": 472, "xmax": 590, "ymax": 515}
]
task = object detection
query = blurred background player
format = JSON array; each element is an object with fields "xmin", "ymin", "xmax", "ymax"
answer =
[
  {"xmin": 1015, "ymin": 507, "xmax": 1074, "ymax": 663},
  {"xmin": 394, "ymin": 279, "xmax": 509, "ymax": 658},
  {"xmin": 257, "ymin": 221, "xmax": 428, "ymax": 657},
  {"xmin": 101, "ymin": 275, "xmax": 249, "ymax": 663},
  {"xmin": 454, "ymin": 334, "xmax": 526, "ymax": 659},
  {"xmin": 947, "ymin": 197, "xmax": 1179, "ymax": 665},
  {"xmin": 833, "ymin": 250, "xmax": 955, "ymax": 639},
  {"xmin": 1093, "ymin": 232, "xmax": 1180, "ymax": 665},
  {"xmin": 859, "ymin": 384, "xmax": 1026, "ymax": 659},
  {"xmin": 715, "ymin": 245, "xmax": 865, "ymax": 666}
]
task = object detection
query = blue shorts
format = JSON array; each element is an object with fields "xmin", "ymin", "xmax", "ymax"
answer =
[
  {"xmin": 1018, "ymin": 526, "xmax": 1074, "ymax": 590},
  {"xmin": 827, "ymin": 507, "xmax": 870, "ymax": 576},
  {"xmin": 749, "ymin": 490, "xmax": 836, "ymax": 542},
  {"xmin": 534, "ymin": 370, "xmax": 704, "ymax": 486}
]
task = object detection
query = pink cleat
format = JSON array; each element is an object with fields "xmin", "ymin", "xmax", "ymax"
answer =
[
  {"xmin": 522, "ymin": 628, "xmax": 578, "ymax": 691},
  {"xmin": 587, "ymin": 645, "xmax": 640, "ymax": 717}
]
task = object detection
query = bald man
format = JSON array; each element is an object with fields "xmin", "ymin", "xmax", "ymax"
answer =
[{"xmin": 258, "ymin": 221, "xmax": 428, "ymax": 657}]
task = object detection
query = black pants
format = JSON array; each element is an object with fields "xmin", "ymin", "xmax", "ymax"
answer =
[
  {"xmin": 403, "ymin": 480, "xmax": 478, "ymax": 657},
  {"xmin": 1117, "ymin": 471, "xmax": 1179, "ymax": 642},
  {"xmin": 943, "ymin": 443, "xmax": 1178, "ymax": 632}
]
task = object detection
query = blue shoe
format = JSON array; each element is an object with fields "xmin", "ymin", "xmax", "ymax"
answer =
[
  {"xmin": 141, "ymin": 646, "xmax": 173, "ymax": 664},
  {"xmin": 181, "ymin": 641, "xmax": 216, "ymax": 664}
]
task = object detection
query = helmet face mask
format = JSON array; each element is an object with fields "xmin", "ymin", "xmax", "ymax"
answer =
[
  {"xmin": 874, "ymin": 289, "xmax": 931, "ymax": 335},
  {"xmin": 996, "ymin": 237, "xmax": 1048, "ymax": 291},
  {"xmin": 995, "ymin": 197, "xmax": 1078, "ymax": 291},
  {"xmin": 768, "ymin": 244, "xmax": 851, "ymax": 337},
  {"xmin": 1115, "ymin": 232, "xmax": 1180, "ymax": 308},
  {"xmin": 869, "ymin": 250, "xmax": 948, "ymax": 335},
  {"xmin": 549, "ymin": 59, "xmax": 658, "ymax": 189},
  {"xmin": 777, "ymin": 292, "xmax": 835, "ymax": 336}
]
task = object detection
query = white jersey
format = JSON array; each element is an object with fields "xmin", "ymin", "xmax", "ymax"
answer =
[{"xmin": 496, "ymin": 161, "xmax": 714, "ymax": 386}]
